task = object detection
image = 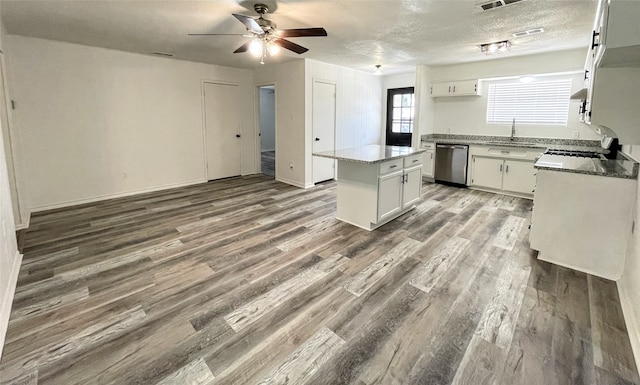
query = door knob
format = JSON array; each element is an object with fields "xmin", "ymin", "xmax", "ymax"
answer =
[
  {"xmin": 315, "ymin": 138, "xmax": 320, "ymax": 141},
  {"xmin": 236, "ymin": 134, "xmax": 241, "ymax": 138}
]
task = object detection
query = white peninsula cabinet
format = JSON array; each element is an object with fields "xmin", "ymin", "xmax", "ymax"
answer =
[
  {"xmin": 313, "ymin": 145, "xmax": 424, "ymax": 231},
  {"xmin": 468, "ymin": 145, "xmax": 544, "ymax": 198}
]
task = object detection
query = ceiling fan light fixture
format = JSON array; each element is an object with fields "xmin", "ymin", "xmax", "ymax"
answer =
[
  {"xmin": 267, "ymin": 41, "xmax": 280, "ymax": 56},
  {"xmin": 249, "ymin": 38, "xmax": 263, "ymax": 57},
  {"xmin": 480, "ymin": 40, "xmax": 511, "ymax": 55}
]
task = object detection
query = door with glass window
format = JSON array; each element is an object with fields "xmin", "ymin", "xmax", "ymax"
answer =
[{"xmin": 386, "ymin": 87, "xmax": 415, "ymax": 147}]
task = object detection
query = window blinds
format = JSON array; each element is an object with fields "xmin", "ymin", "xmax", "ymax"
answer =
[{"xmin": 486, "ymin": 78, "xmax": 572, "ymax": 126}]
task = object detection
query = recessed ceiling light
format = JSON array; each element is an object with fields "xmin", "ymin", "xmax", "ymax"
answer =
[
  {"xmin": 512, "ymin": 27, "xmax": 545, "ymax": 38},
  {"xmin": 152, "ymin": 51, "xmax": 174, "ymax": 57}
]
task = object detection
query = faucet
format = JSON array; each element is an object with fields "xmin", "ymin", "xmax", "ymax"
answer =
[{"xmin": 510, "ymin": 118, "xmax": 516, "ymax": 141}]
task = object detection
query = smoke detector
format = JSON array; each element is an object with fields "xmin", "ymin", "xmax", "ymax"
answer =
[{"xmin": 476, "ymin": 0, "xmax": 525, "ymax": 11}]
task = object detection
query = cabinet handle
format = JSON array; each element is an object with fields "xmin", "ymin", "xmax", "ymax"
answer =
[
  {"xmin": 390, "ymin": 165, "xmax": 397, "ymax": 169},
  {"xmin": 448, "ymin": 85, "xmax": 451, "ymax": 93},
  {"xmin": 430, "ymin": 153, "xmax": 433, "ymax": 160},
  {"xmin": 453, "ymin": 85, "xmax": 456, "ymax": 93},
  {"xmin": 499, "ymin": 164, "xmax": 503, "ymax": 172},
  {"xmin": 584, "ymin": 69, "xmax": 589, "ymax": 81},
  {"xmin": 591, "ymin": 30, "xmax": 600, "ymax": 49},
  {"xmin": 413, "ymin": 159, "xmax": 419, "ymax": 163},
  {"xmin": 505, "ymin": 165, "xmax": 509, "ymax": 173}
]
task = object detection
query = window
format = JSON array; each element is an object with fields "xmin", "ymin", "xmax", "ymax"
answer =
[
  {"xmin": 386, "ymin": 87, "xmax": 415, "ymax": 147},
  {"xmin": 486, "ymin": 78, "xmax": 572, "ymax": 126}
]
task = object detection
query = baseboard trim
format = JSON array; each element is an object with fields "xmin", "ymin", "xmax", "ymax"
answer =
[
  {"xmin": 29, "ymin": 179, "xmax": 206, "ymax": 213},
  {"xmin": 276, "ymin": 176, "xmax": 312, "ymax": 189},
  {"xmin": 617, "ymin": 281, "xmax": 640, "ymax": 373},
  {"xmin": 14, "ymin": 210, "xmax": 31, "ymax": 230},
  {"xmin": 0, "ymin": 250, "xmax": 23, "ymax": 360}
]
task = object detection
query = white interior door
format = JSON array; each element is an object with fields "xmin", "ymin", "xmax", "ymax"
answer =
[
  {"xmin": 312, "ymin": 81, "xmax": 336, "ymax": 184},
  {"xmin": 204, "ymin": 82, "xmax": 241, "ymax": 181}
]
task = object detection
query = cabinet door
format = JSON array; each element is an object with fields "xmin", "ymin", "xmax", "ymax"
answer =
[
  {"xmin": 377, "ymin": 171, "xmax": 403, "ymax": 222},
  {"xmin": 452, "ymin": 80, "xmax": 479, "ymax": 95},
  {"xmin": 430, "ymin": 82, "xmax": 452, "ymax": 97},
  {"xmin": 502, "ymin": 160, "xmax": 536, "ymax": 195},
  {"xmin": 423, "ymin": 150, "xmax": 435, "ymax": 178},
  {"xmin": 470, "ymin": 156, "xmax": 503, "ymax": 190},
  {"xmin": 402, "ymin": 166, "xmax": 422, "ymax": 209}
]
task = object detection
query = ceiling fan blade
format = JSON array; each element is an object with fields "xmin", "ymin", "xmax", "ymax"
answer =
[
  {"xmin": 274, "ymin": 38, "xmax": 309, "ymax": 54},
  {"xmin": 232, "ymin": 14, "xmax": 264, "ymax": 35},
  {"xmin": 278, "ymin": 28, "xmax": 327, "ymax": 38},
  {"xmin": 233, "ymin": 41, "xmax": 252, "ymax": 53},
  {"xmin": 188, "ymin": 33, "xmax": 245, "ymax": 36}
]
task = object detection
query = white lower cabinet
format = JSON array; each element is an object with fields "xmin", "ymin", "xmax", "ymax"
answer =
[
  {"xmin": 471, "ymin": 157, "xmax": 503, "ymax": 190},
  {"xmin": 336, "ymin": 155, "xmax": 423, "ymax": 230},
  {"xmin": 402, "ymin": 166, "xmax": 423, "ymax": 209},
  {"xmin": 502, "ymin": 160, "xmax": 536, "ymax": 195},
  {"xmin": 377, "ymin": 171, "xmax": 404, "ymax": 222},
  {"xmin": 468, "ymin": 145, "xmax": 543, "ymax": 198},
  {"xmin": 421, "ymin": 142, "xmax": 436, "ymax": 178}
]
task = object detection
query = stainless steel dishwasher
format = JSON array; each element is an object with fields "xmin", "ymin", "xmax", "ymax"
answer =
[{"xmin": 435, "ymin": 144, "xmax": 469, "ymax": 186}]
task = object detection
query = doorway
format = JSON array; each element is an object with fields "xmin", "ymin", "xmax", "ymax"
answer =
[
  {"xmin": 385, "ymin": 87, "xmax": 415, "ymax": 147},
  {"xmin": 0, "ymin": 54, "xmax": 21, "ymax": 225},
  {"xmin": 258, "ymin": 85, "xmax": 275, "ymax": 178},
  {"xmin": 204, "ymin": 82, "xmax": 242, "ymax": 181},
  {"xmin": 312, "ymin": 80, "xmax": 336, "ymax": 184}
]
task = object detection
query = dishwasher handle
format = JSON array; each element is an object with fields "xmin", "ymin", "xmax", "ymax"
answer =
[{"xmin": 436, "ymin": 144, "xmax": 468, "ymax": 150}]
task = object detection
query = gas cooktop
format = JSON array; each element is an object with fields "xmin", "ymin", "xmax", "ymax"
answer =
[{"xmin": 544, "ymin": 149, "xmax": 604, "ymax": 159}]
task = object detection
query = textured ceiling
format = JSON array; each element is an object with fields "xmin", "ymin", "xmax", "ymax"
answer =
[{"xmin": 0, "ymin": 0, "xmax": 597, "ymax": 73}]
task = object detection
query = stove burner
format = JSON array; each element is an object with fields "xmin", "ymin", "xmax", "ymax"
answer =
[{"xmin": 545, "ymin": 149, "xmax": 603, "ymax": 159}]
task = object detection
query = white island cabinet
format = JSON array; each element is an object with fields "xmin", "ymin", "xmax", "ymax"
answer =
[{"xmin": 313, "ymin": 145, "xmax": 424, "ymax": 231}]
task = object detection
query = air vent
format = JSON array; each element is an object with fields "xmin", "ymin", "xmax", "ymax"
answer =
[
  {"xmin": 476, "ymin": 0, "xmax": 524, "ymax": 11},
  {"xmin": 152, "ymin": 51, "xmax": 174, "ymax": 57},
  {"xmin": 512, "ymin": 27, "xmax": 545, "ymax": 37}
]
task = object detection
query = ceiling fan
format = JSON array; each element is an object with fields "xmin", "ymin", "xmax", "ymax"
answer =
[{"xmin": 189, "ymin": 3, "xmax": 327, "ymax": 64}]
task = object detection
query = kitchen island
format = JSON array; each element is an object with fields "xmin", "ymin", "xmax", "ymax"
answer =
[{"xmin": 313, "ymin": 145, "xmax": 425, "ymax": 230}]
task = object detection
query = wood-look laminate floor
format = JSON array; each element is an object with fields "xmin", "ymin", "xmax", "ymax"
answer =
[
  {"xmin": 261, "ymin": 151, "xmax": 275, "ymax": 178},
  {"xmin": 1, "ymin": 175, "xmax": 638, "ymax": 385}
]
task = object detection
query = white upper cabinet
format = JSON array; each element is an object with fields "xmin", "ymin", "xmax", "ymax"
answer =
[
  {"xmin": 580, "ymin": 0, "xmax": 640, "ymax": 144},
  {"xmin": 430, "ymin": 80, "xmax": 480, "ymax": 97},
  {"xmin": 596, "ymin": 0, "xmax": 640, "ymax": 68}
]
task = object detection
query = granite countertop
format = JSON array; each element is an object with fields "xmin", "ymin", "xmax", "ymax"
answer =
[
  {"xmin": 534, "ymin": 154, "xmax": 639, "ymax": 179},
  {"xmin": 313, "ymin": 145, "xmax": 425, "ymax": 164}
]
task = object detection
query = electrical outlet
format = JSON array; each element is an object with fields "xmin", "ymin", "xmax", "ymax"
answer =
[
  {"xmin": 447, "ymin": 128, "xmax": 452, "ymax": 133},
  {"xmin": 572, "ymin": 131, "xmax": 580, "ymax": 139},
  {"xmin": 122, "ymin": 172, "xmax": 128, "ymax": 179}
]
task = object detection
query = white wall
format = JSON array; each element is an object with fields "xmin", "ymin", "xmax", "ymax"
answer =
[
  {"xmin": 259, "ymin": 87, "xmax": 275, "ymax": 152},
  {"xmin": 0, "ymin": 2, "xmax": 22, "ymax": 359},
  {"xmin": 4, "ymin": 35, "xmax": 256, "ymax": 211},
  {"xmin": 254, "ymin": 59, "xmax": 383, "ymax": 188},
  {"xmin": 415, "ymin": 65, "xmax": 435, "ymax": 143},
  {"xmin": 418, "ymin": 49, "xmax": 601, "ymax": 140},
  {"xmin": 254, "ymin": 60, "xmax": 307, "ymax": 188},
  {"xmin": 305, "ymin": 60, "xmax": 383, "ymax": 187}
]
